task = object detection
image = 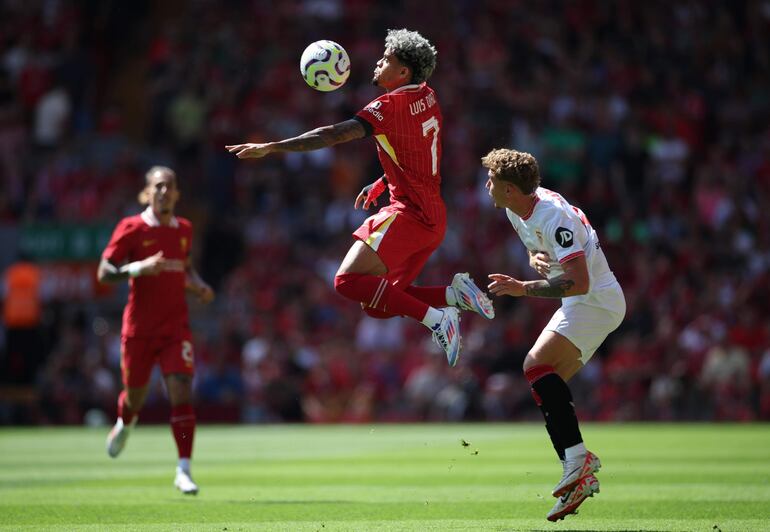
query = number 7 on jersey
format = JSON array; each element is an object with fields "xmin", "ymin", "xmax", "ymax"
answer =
[{"xmin": 421, "ymin": 116, "xmax": 439, "ymax": 176}]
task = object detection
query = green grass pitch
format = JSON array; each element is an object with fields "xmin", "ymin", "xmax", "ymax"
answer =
[{"xmin": 1, "ymin": 423, "xmax": 769, "ymax": 531}]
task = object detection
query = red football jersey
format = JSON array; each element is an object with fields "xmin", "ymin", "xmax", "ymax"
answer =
[
  {"xmin": 102, "ymin": 208, "xmax": 192, "ymax": 338},
  {"xmin": 356, "ymin": 82, "xmax": 445, "ymax": 227}
]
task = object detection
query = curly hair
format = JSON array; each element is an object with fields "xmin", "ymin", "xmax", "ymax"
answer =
[
  {"xmin": 385, "ymin": 29, "xmax": 437, "ymax": 84},
  {"xmin": 481, "ymin": 149, "xmax": 541, "ymax": 194}
]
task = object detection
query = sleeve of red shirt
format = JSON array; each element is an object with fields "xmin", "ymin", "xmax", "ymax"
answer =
[
  {"xmin": 355, "ymin": 94, "xmax": 394, "ymax": 136},
  {"xmin": 102, "ymin": 218, "xmax": 136, "ymax": 265}
]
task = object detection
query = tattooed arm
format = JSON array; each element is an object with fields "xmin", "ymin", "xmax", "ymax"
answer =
[
  {"xmin": 524, "ymin": 275, "xmax": 578, "ymax": 297},
  {"xmin": 488, "ymin": 255, "xmax": 589, "ymax": 298},
  {"xmin": 225, "ymin": 119, "xmax": 367, "ymax": 159}
]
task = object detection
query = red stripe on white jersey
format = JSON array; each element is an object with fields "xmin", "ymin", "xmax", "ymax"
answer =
[{"xmin": 559, "ymin": 251, "xmax": 585, "ymax": 264}]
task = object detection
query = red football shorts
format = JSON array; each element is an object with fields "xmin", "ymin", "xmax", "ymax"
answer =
[
  {"xmin": 352, "ymin": 207, "xmax": 445, "ymax": 288},
  {"xmin": 120, "ymin": 335, "xmax": 194, "ymax": 388}
]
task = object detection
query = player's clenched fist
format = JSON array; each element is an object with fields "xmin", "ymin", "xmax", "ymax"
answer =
[
  {"xmin": 529, "ymin": 250, "xmax": 551, "ymax": 278},
  {"xmin": 138, "ymin": 251, "xmax": 166, "ymax": 276},
  {"xmin": 355, "ymin": 177, "xmax": 386, "ymax": 210}
]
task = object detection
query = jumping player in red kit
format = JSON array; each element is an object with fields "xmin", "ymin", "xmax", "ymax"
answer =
[
  {"xmin": 226, "ymin": 29, "xmax": 494, "ymax": 366},
  {"xmin": 98, "ymin": 166, "xmax": 214, "ymax": 495}
]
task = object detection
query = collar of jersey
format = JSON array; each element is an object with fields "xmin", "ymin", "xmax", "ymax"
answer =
[
  {"xmin": 521, "ymin": 194, "xmax": 540, "ymax": 221},
  {"xmin": 141, "ymin": 206, "xmax": 179, "ymax": 228},
  {"xmin": 390, "ymin": 83, "xmax": 423, "ymax": 94}
]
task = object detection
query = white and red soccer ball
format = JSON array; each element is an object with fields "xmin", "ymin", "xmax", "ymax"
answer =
[{"xmin": 300, "ymin": 40, "xmax": 351, "ymax": 92}]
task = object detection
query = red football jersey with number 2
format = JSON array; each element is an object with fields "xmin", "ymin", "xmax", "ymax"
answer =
[
  {"xmin": 102, "ymin": 208, "xmax": 192, "ymax": 339},
  {"xmin": 356, "ymin": 82, "xmax": 445, "ymax": 227}
]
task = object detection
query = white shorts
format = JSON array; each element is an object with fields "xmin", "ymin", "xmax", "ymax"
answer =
[{"xmin": 544, "ymin": 297, "xmax": 625, "ymax": 365}]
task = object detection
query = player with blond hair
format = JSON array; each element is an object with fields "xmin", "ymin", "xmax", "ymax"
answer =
[{"xmin": 482, "ymin": 148, "xmax": 625, "ymax": 521}]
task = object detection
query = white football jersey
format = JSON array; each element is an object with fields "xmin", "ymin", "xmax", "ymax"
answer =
[{"xmin": 506, "ymin": 187, "xmax": 623, "ymax": 310}]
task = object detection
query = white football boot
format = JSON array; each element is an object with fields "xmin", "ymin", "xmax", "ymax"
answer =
[
  {"xmin": 552, "ymin": 450, "xmax": 601, "ymax": 497},
  {"xmin": 431, "ymin": 307, "xmax": 462, "ymax": 367},
  {"xmin": 106, "ymin": 417, "xmax": 137, "ymax": 458},
  {"xmin": 174, "ymin": 467, "xmax": 199, "ymax": 495},
  {"xmin": 547, "ymin": 474, "xmax": 600, "ymax": 522},
  {"xmin": 450, "ymin": 273, "xmax": 495, "ymax": 319}
]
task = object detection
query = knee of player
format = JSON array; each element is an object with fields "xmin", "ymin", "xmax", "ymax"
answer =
[
  {"xmin": 522, "ymin": 353, "xmax": 539, "ymax": 375},
  {"xmin": 334, "ymin": 272, "xmax": 360, "ymax": 296},
  {"xmin": 333, "ymin": 273, "xmax": 346, "ymax": 293}
]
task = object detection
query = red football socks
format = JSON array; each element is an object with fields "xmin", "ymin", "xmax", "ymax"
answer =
[
  {"xmin": 170, "ymin": 404, "xmax": 196, "ymax": 459},
  {"xmin": 527, "ymin": 364, "xmax": 583, "ymax": 454},
  {"xmin": 404, "ymin": 285, "xmax": 448, "ymax": 308},
  {"xmin": 334, "ymin": 272, "xmax": 430, "ymax": 321}
]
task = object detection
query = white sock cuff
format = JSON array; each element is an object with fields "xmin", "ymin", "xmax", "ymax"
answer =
[
  {"xmin": 445, "ymin": 286, "xmax": 457, "ymax": 307},
  {"xmin": 421, "ymin": 307, "xmax": 444, "ymax": 329},
  {"xmin": 564, "ymin": 442, "xmax": 586, "ymax": 460}
]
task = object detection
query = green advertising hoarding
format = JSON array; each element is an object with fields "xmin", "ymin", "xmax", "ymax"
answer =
[{"xmin": 19, "ymin": 224, "xmax": 112, "ymax": 262}]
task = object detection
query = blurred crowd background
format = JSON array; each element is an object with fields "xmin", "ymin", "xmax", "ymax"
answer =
[{"xmin": 2, "ymin": 0, "xmax": 770, "ymax": 425}]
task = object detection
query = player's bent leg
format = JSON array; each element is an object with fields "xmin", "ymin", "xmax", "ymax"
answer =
[
  {"xmin": 335, "ymin": 245, "xmax": 460, "ymax": 355},
  {"xmin": 110, "ymin": 338, "xmax": 154, "ymax": 457},
  {"xmin": 124, "ymin": 386, "xmax": 151, "ymax": 412},
  {"xmin": 524, "ymin": 331, "xmax": 595, "ymax": 497},
  {"xmin": 106, "ymin": 415, "xmax": 138, "ymax": 458},
  {"xmin": 337, "ymin": 240, "xmax": 388, "ymax": 277},
  {"xmin": 336, "ymin": 272, "xmax": 431, "ymax": 321},
  {"xmin": 106, "ymin": 387, "xmax": 147, "ymax": 458},
  {"xmin": 337, "ymin": 237, "xmax": 462, "ymax": 364},
  {"xmin": 335, "ymin": 241, "xmax": 425, "ymax": 322},
  {"xmin": 547, "ymin": 474, "xmax": 600, "ymax": 522},
  {"xmin": 523, "ymin": 330, "xmax": 583, "ymax": 382}
]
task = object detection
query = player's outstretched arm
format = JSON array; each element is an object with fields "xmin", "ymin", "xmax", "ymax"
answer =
[
  {"xmin": 97, "ymin": 252, "xmax": 166, "ymax": 283},
  {"xmin": 488, "ymin": 255, "xmax": 589, "ymax": 298},
  {"xmin": 226, "ymin": 119, "xmax": 367, "ymax": 159}
]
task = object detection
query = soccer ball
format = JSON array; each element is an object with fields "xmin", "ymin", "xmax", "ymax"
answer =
[{"xmin": 300, "ymin": 40, "xmax": 351, "ymax": 92}]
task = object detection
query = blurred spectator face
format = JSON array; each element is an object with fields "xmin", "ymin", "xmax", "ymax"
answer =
[{"xmin": 143, "ymin": 169, "xmax": 179, "ymax": 216}]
